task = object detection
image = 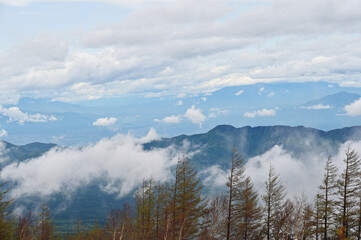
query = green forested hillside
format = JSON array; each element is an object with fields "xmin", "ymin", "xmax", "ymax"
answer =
[{"xmin": 2, "ymin": 124, "xmax": 361, "ymax": 235}]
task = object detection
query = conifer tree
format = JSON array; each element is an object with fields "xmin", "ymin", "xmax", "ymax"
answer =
[
  {"xmin": 135, "ymin": 179, "xmax": 156, "ymax": 240},
  {"xmin": 171, "ymin": 156, "xmax": 206, "ymax": 240},
  {"xmin": 235, "ymin": 176, "xmax": 262, "ymax": 240},
  {"xmin": 313, "ymin": 193, "xmax": 323, "ymax": 240},
  {"xmin": 318, "ymin": 156, "xmax": 338, "ymax": 239},
  {"xmin": 357, "ymin": 183, "xmax": 361, "ymax": 240},
  {"xmin": 105, "ymin": 205, "xmax": 134, "ymax": 240},
  {"xmin": 199, "ymin": 195, "xmax": 227, "ymax": 240},
  {"xmin": 15, "ymin": 211, "xmax": 38, "ymax": 240},
  {"xmin": 262, "ymin": 164, "xmax": 286, "ymax": 240},
  {"xmin": 0, "ymin": 179, "xmax": 13, "ymax": 240},
  {"xmin": 154, "ymin": 181, "xmax": 171, "ymax": 240},
  {"xmin": 226, "ymin": 147, "xmax": 245, "ymax": 240},
  {"xmin": 337, "ymin": 147, "xmax": 361, "ymax": 238},
  {"xmin": 37, "ymin": 201, "xmax": 56, "ymax": 240}
]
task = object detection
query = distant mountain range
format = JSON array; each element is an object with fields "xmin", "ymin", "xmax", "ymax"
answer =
[
  {"xmin": 1, "ymin": 124, "xmax": 361, "ymax": 230},
  {"xmin": 145, "ymin": 124, "xmax": 361, "ymax": 169},
  {"xmin": 2, "ymin": 82, "xmax": 361, "ymax": 146}
]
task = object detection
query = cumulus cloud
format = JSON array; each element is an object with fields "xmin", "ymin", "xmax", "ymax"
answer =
[
  {"xmin": 244, "ymin": 108, "xmax": 276, "ymax": 118},
  {"xmin": 154, "ymin": 115, "xmax": 181, "ymax": 124},
  {"xmin": 0, "ymin": 105, "xmax": 57, "ymax": 124},
  {"xmin": 344, "ymin": 98, "xmax": 361, "ymax": 116},
  {"xmin": 184, "ymin": 105, "xmax": 206, "ymax": 126},
  {"xmin": 301, "ymin": 104, "xmax": 332, "ymax": 110},
  {"xmin": 0, "ymin": 130, "xmax": 7, "ymax": 138},
  {"xmin": 93, "ymin": 117, "xmax": 117, "ymax": 126},
  {"xmin": 1, "ymin": 129, "xmax": 176, "ymax": 198}
]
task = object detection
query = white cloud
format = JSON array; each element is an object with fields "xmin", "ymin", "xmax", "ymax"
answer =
[
  {"xmin": 201, "ymin": 97, "xmax": 207, "ymax": 102},
  {"xmin": 344, "ymin": 98, "xmax": 361, "ymax": 116},
  {"xmin": 208, "ymin": 107, "xmax": 229, "ymax": 119},
  {"xmin": 301, "ymin": 104, "xmax": 332, "ymax": 110},
  {"xmin": 0, "ymin": 130, "xmax": 7, "ymax": 138},
  {"xmin": 258, "ymin": 87, "xmax": 265, "ymax": 95},
  {"xmin": 235, "ymin": 90, "xmax": 244, "ymax": 96},
  {"xmin": 244, "ymin": 141, "xmax": 361, "ymax": 199},
  {"xmin": 2, "ymin": 0, "xmax": 361, "ymax": 101},
  {"xmin": 1, "ymin": 129, "xmax": 176, "ymax": 198},
  {"xmin": 93, "ymin": 117, "xmax": 117, "ymax": 126},
  {"xmin": 199, "ymin": 165, "xmax": 228, "ymax": 194},
  {"xmin": 176, "ymin": 100, "xmax": 183, "ymax": 106},
  {"xmin": 184, "ymin": 105, "xmax": 206, "ymax": 126},
  {"xmin": 244, "ymin": 112, "xmax": 256, "ymax": 118},
  {"xmin": 257, "ymin": 108, "xmax": 276, "ymax": 116},
  {"xmin": 154, "ymin": 115, "xmax": 181, "ymax": 124},
  {"xmin": 0, "ymin": 105, "xmax": 57, "ymax": 124},
  {"xmin": 0, "ymin": 141, "xmax": 10, "ymax": 163},
  {"xmin": 244, "ymin": 145, "xmax": 324, "ymax": 199},
  {"xmin": 244, "ymin": 108, "xmax": 276, "ymax": 118}
]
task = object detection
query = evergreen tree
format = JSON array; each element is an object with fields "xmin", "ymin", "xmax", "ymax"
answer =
[
  {"xmin": 135, "ymin": 179, "xmax": 156, "ymax": 239},
  {"xmin": 0, "ymin": 179, "xmax": 13, "ymax": 240},
  {"xmin": 171, "ymin": 156, "xmax": 206, "ymax": 240},
  {"xmin": 226, "ymin": 147, "xmax": 245, "ymax": 240},
  {"xmin": 356, "ymin": 175, "xmax": 361, "ymax": 240},
  {"xmin": 337, "ymin": 147, "xmax": 361, "ymax": 238},
  {"xmin": 199, "ymin": 195, "xmax": 227, "ymax": 240},
  {"xmin": 235, "ymin": 176, "xmax": 262, "ymax": 240},
  {"xmin": 318, "ymin": 156, "xmax": 338, "ymax": 239},
  {"xmin": 15, "ymin": 211, "xmax": 38, "ymax": 240},
  {"xmin": 262, "ymin": 164, "xmax": 286, "ymax": 240},
  {"xmin": 154, "ymin": 181, "xmax": 171, "ymax": 240},
  {"xmin": 37, "ymin": 201, "xmax": 56, "ymax": 240},
  {"xmin": 313, "ymin": 193, "xmax": 323, "ymax": 240}
]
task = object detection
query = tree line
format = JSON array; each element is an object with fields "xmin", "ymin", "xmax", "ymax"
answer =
[{"xmin": 0, "ymin": 147, "xmax": 361, "ymax": 239}]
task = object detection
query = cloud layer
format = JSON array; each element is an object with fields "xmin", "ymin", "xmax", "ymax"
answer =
[
  {"xmin": 1, "ymin": 0, "xmax": 361, "ymax": 102},
  {"xmin": 202, "ymin": 141, "xmax": 361, "ymax": 200},
  {"xmin": 1, "ymin": 130, "xmax": 176, "ymax": 198}
]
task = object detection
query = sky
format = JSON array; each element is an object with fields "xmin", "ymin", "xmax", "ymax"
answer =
[
  {"xmin": 1, "ymin": 0, "xmax": 361, "ymax": 213},
  {"xmin": 0, "ymin": 0, "xmax": 361, "ymax": 104}
]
